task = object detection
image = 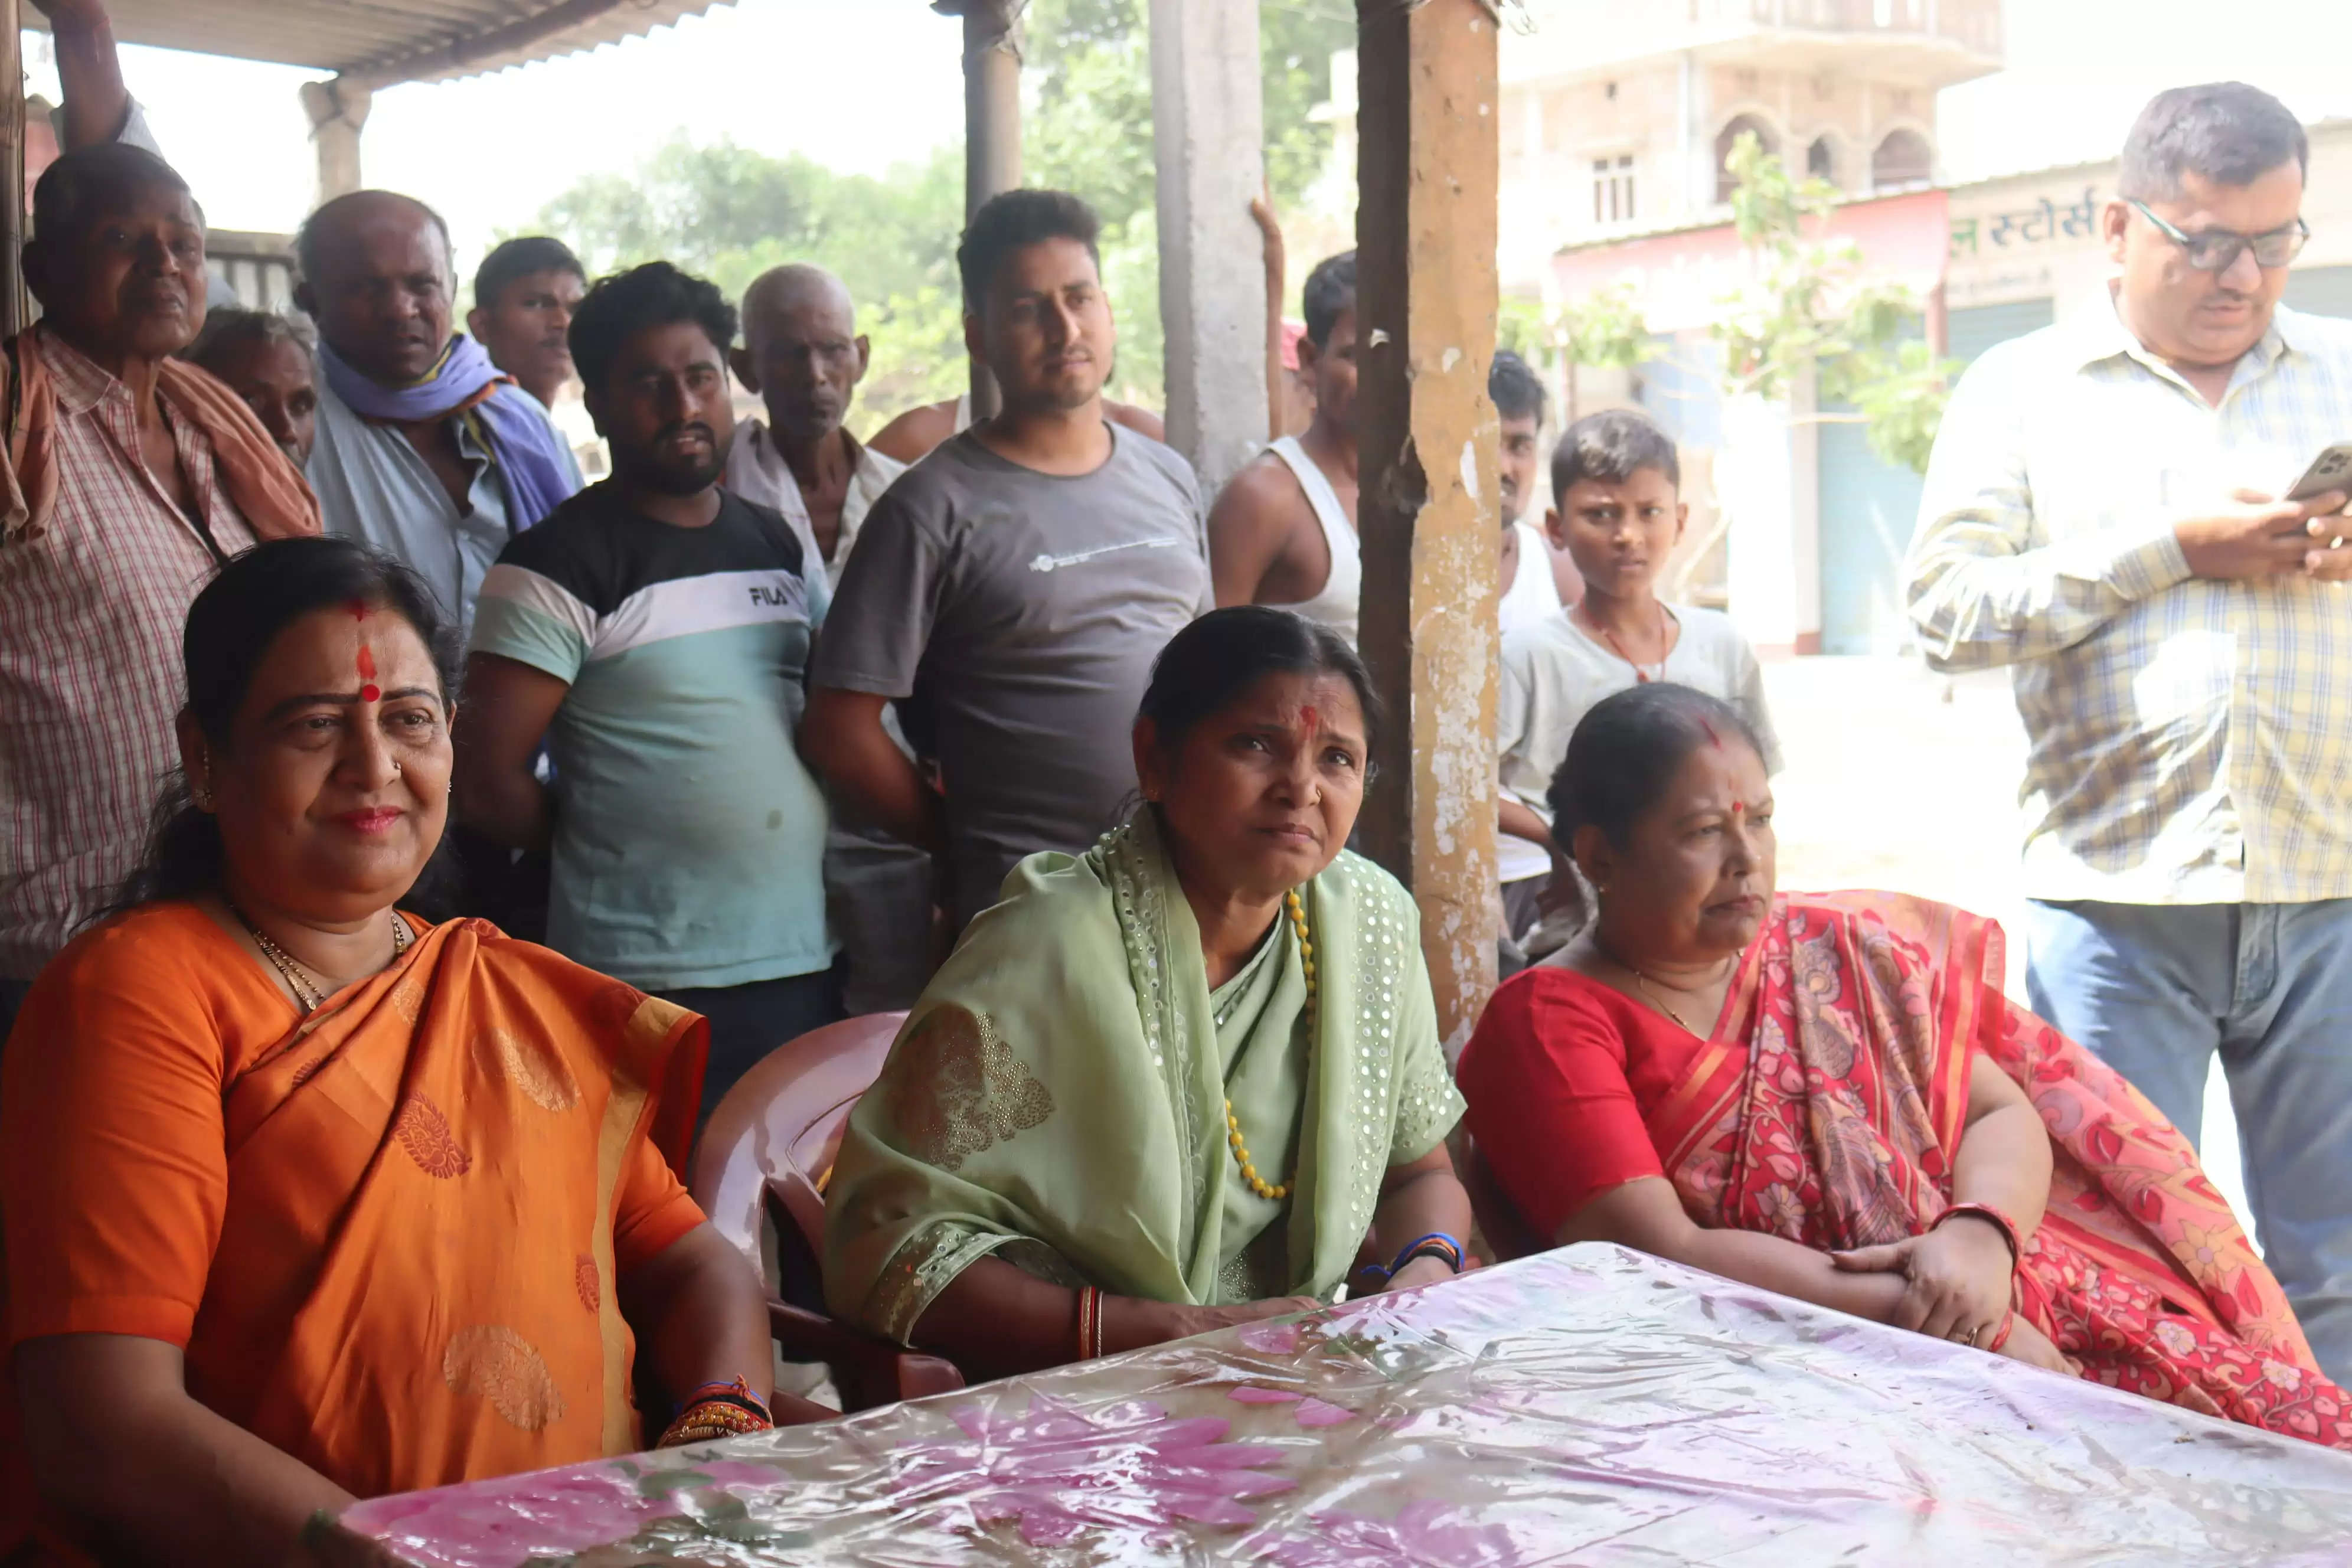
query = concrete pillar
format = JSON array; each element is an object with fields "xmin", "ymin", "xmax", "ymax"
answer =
[
  {"xmin": 1355, "ymin": 0, "xmax": 1501, "ymax": 1056},
  {"xmin": 1720, "ymin": 375, "xmax": 1821, "ymax": 658},
  {"xmin": 955, "ymin": 0, "xmax": 1025, "ymax": 420},
  {"xmin": 1680, "ymin": 49, "xmax": 1713, "ymax": 216},
  {"xmin": 1149, "ymin": 0, "xmax": 1269, "ymax": 494},
  {"xmin": 299, "ymin": 77, "xmax": 372, "ymax": 206}
]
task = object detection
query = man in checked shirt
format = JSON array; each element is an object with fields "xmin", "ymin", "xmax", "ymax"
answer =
[
  {"xmin": 1906, "ymin": 82, "xmax": 2352, "ymax": 1381},
  {"xmin": 0, "ymin": 0, "xmax": 318, "ymax": 1038}
]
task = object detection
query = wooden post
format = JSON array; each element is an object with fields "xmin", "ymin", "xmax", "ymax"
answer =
[
  {"xmin": 937, "ymin": 0, "xmax": 1027, "ymax": 421},
  {"xmin": 0, "ymin": 0, "xmax": 24, "ymax": 338},
  {"xmin": 1354, "ymin": 0, "xmax": 1501, "ymax": 1056}
]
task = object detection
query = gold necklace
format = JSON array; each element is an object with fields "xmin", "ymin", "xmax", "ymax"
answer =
[
  {"xmin": 1597, "ymin": 935, "xmax": 1731, "ymax": 1036},
  {"xmin": 1226, "ymin": 888, "xmax": 1314, "ymax": 1203},
  {"xmin": 232, "ymin": 903, "xmax": 410, "ymax": 1014}
]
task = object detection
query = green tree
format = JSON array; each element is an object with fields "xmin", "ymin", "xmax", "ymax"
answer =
[
  {"xmin": 1021, "ymin": 0, "xmax": 1355, "ymax": 409},
  {"xmin": 1501, "ymin": 284, "xmax": 1651, "ymax": 426},
  {"xmin": 1647, "ymin": 132, "xmax": 1959, "ymax": 595},
  {"xmin": 1710, "ymin": 130, "xmax": 1956, "ymax": 473},
  {"xmin": 525, "ymin": 2, "xmax": 1356, "ymax": 427}
]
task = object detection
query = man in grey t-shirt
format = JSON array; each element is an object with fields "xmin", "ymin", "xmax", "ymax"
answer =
[{"xmin": 803, "ymin": 190, "xmax": 1209, "ymax": 931}]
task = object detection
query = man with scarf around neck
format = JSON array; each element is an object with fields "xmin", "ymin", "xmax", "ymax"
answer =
[{"xmin": 296, "ymin": 190, "xmax": 581, "ymax": 641}]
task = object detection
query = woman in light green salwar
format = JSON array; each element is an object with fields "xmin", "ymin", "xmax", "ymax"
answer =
[{"xmin": 823, "ymin": 607, "xmax": 1474, "ymax": 1378}]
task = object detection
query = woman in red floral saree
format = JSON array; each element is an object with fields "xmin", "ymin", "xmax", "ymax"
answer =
[{"xmin": 1458, "ymin": 684, "xmax": 2352, "ymax": 1450}]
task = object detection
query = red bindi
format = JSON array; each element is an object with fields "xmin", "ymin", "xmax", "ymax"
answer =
[
  {"xmin": 1300, "ymin": 704, "xmax": 1319, "ymax": 734},
  {"xmin": 357, "ymin": 644, "xmax": 379, "ymax": 703}
]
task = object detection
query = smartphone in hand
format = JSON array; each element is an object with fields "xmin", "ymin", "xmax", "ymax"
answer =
[{"xmin": 2285, "ymin": 443, "xmax": 2352, "ymax": 502}]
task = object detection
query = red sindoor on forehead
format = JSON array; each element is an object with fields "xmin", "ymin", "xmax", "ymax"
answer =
[
  {"xmin": 357, "ymin": 643, "xmax": 379, "ymax": 703},
  {"xmin": 348, "ymin": 599, "xmax": 369, "ymax": 621}
]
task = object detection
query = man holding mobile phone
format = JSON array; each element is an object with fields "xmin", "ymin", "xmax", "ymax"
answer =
[{"xmin": 1906, "ymin": 82, "xmax": 2352, "ymax": 1383}]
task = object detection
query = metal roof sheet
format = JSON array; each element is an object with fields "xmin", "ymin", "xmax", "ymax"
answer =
[{"xmin": 30, "ymin": 0, "xmax": 733, "ymax": 88}]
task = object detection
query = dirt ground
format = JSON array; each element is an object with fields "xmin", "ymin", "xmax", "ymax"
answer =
[{"xmin": 1760, "ymin": 654, "xmax": 2255, "ymax": 1237}]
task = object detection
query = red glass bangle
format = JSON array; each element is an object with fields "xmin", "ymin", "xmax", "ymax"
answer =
[
  {"xmin": 1988, "ymin": 1310, "xmax": 2016, "ymax": 1354},
  {"xmin": 1076, "ymin": 1285, "xmax": 1103, "ymax": 1362},
  {"xmin": 1934, "ymin": 1202, "xmax": 2023, "ymax": 1270}
]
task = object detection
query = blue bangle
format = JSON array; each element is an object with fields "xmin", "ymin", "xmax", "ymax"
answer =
[{"xmin": 1377, "ymin": 1231, "xmax": 1464, "ymax": 1280}]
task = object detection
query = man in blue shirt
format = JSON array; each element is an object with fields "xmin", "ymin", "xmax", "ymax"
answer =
[
  {"xmin": 297, "ymin": 191, "xmax": 582, "ymax": 642},
  {"xmin": 455, "ymin": 263, "xmax": 838, "ymax": 1123}
]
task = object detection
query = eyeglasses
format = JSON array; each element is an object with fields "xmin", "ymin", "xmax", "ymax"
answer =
[{"xmin": 2128, "ymin": 199, "xmax": 2309, "ymax": 272}]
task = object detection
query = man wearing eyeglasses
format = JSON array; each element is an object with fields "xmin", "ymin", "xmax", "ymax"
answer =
[{"xmin": 1906, "ymin": 81, "xmax": 2352, "ymax": 1382}]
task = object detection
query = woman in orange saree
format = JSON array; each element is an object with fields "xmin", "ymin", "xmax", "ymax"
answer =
[
  {"xmin": 2, "ymin": 538, "xmax": 790, "ymax": 1567},
  {"xmin": 1458, "ymin": 684, "xmax": 2352, "ymax": 1451}
]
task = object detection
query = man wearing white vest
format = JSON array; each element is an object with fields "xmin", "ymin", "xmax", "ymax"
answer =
[{"xmin": 1207, "ymin": 251, "xmax": 1363, "ymax": 644}]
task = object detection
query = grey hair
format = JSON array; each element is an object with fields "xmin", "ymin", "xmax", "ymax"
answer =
[
  {"xmin": 31, "ymin": 141, "xmax": 200, "ymax": 245},
  {"xmin": 179, "ymin": 307, "xmax": 313, "ymax": 373},
  {"xmin": 2118, "ymin": 83, "xmax": 2308, "ymax": 202}
]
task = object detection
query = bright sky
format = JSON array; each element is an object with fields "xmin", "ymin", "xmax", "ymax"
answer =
[
  {"xmin": 24, "ymin": 0, "xmax": 2352, "ymax": 278},
  {"xmin": 21, "ymin": 0, "xmax": 970, "ymax": 271}
]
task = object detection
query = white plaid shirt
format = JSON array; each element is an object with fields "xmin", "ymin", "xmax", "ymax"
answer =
[
  {"xmin": 1906, "ymin": 293, "xmax": 2352, "ymax": 906},
  {"xmin": 0, "ymin": 328, "xmax": 257, "ymax": 976}
]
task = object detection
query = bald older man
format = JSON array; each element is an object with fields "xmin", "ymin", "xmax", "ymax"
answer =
[
  {"xmin": 724, "ymin": 264, "xmax": 906, "ymax": 583},
  {"xmin": 297, "ymin": 190, "xmax": 582, "ymax": 637},
  {"xmin": 723, "ymin": 264, "xmax": 934, "ymax": 1012}
]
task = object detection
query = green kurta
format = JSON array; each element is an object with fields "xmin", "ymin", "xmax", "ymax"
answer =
[{"xmin": 822, "ymin": 811, "xmax": 1465, "ymax": 1342}]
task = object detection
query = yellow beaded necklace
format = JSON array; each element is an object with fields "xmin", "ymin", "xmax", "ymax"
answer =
[{"xmin": 1224, "ymin": 888, "xmax": 1314, "ymax": 1203}]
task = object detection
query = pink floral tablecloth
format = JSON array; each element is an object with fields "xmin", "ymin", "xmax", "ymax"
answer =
[{"xmin": 342, "ymin": 1244, "xmax": 2352, "ymax": 1566}]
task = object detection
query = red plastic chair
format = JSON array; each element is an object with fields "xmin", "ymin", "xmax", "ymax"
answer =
[{"xmin": 690, "ymin": 1012, "xmax": 965, "ymax": 1412}]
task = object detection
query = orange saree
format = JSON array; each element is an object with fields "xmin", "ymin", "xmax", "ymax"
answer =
[
  {"xmin": 1655, "ymin": 893, "xmax": 2351, "ymax": 1448},
  {"xmin": 1, "ymin": 903, "xmax": 708, "ymax": 1557}
]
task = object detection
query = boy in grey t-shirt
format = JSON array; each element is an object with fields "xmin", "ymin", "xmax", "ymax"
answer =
[
  {"xmin": 1496, "ymin": 412, "xmax": 1782, "ymax": 943},
  {"xmin": 802, "ymin": 190, "xmax": 1210, "ymax": 932}
]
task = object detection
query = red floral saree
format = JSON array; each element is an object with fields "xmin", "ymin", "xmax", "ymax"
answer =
[{"xmin": 1658, "ymin": 891, "xmax": 2352, "ymax": 1449}]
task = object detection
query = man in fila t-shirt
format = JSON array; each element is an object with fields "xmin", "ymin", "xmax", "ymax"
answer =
[{"xmin": 456, "ymin": 262, "xmax": 839, "ymax": 1124}]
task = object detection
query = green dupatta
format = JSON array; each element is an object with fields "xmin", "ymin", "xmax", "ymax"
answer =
[{"xmin": 822, "ymin": 810, "xmax": 1464, "ymax": 1342}]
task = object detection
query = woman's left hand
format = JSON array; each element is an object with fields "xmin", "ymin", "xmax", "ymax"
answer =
[{"xmin": 1831, "ymin": 1216, "xmax": 2014, "ymax": 1346}]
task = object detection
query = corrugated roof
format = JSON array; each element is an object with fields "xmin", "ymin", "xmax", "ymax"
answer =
[{"xmin": 28, "ymin": 0, "xmax": 733, "ymax": 89}]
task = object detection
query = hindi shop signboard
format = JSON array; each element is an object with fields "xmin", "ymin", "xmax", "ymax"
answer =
[{"xmin": 1945, "ymin": 169, "xmax": 2111, "ymax": 312}]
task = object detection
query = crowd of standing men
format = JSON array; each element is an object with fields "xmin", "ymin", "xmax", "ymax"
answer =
[
  {"xmin": 0, "ymin": 0, "xmax": 1589, "ymax": 1118},
  {"xmin": 4, "ymin": 0, "xmax": 2351, "ymax": 1391}
]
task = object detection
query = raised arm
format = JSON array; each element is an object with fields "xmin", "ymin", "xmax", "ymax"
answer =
[
  {"xmin": 30, "ymin": 0, "xmax": 133, "ymax": 151},
  {"xmin": 1251, "ymin": 195, "xmax": 1288, "ymax": 444}
]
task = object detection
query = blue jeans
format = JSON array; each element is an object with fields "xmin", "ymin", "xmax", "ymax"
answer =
[{"xmin": 2024, "ymin": 898, "xmax": 2352, "ymax": 1382}]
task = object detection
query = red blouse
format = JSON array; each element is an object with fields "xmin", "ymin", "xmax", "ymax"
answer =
[{"xmin": 1456, "ymin": 966, "xmax": 1724, "ymax": 1242}]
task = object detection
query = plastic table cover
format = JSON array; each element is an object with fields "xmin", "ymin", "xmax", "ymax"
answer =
[{"xmin": 340, "ymin": 1243, "xmax": 2352, "ymax": 1566}]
